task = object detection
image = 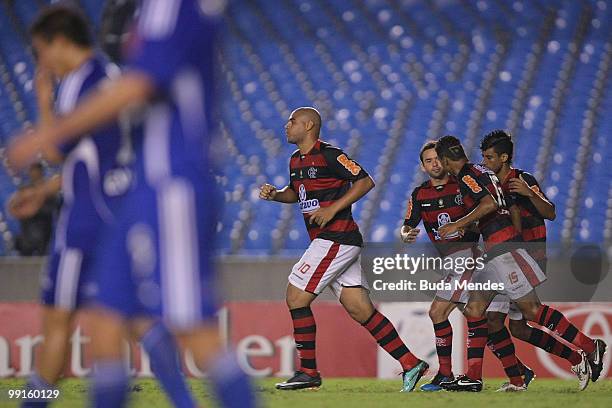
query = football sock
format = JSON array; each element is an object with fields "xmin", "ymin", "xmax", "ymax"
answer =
[
  {"xmin": 207, "ymin": 351, "xmax": 257, "ymax": 408},
  {"xmin": 141, "ymin": 322, "xmax": 196, "ymax": 408},
  {"xmin": 487, "ymin": 327, "xmax": 525, "ymax": 386},
  {"xmin": 91, "ymin": 360, "xmax": 129, "ymax": 408},
  {"xmin": 466, "ymin": 316, "xmax": 488, "ymax": 380},
  {"xmin": 534, "ymin": 305, "xmax": 595, "ymax": 354},
  {"xmin": 21, "ymin": 372, "xmax": 53, "ymax": 408},
  {"xmin": 433, "ymin": 320, "xmax": 453, "ymax": 377},
  {"xmin": 363, "ymin": 310, "xmax": 419, "ymax": 371},
  {"xmin": 524, "ymin": 323, "xmax": 582, "ymax": 365},
  {"xmin": 290, "ymin": 307, "xmax": 318, "ymax": 376}
]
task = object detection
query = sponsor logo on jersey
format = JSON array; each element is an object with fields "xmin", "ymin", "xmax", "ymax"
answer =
[
  {"xmin": 462, "ymin": 175, "xmax": 482, "ymax": 193},
  {"xmin": 337, "ymin": 154, "xmax": 361, "ymax": 176},
  {"xmin": 298, "ymin": 184, "xmax": 320, "ymax": 213}
]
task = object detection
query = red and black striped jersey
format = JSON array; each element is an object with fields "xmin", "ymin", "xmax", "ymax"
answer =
[
  {"xmin": 289, "ymin": 140, "xmax": 369, "ymax": 246},
  {"xmin": 403, "ymin": 175, "xmax": 480, "ymax": 256},
  {"xmin": 501, "ymin": 168, "xmax": 552, "ymax": 265},
  {"xmin": 457, "ymin": 163, "xmax": 520, "ymax": 256}
]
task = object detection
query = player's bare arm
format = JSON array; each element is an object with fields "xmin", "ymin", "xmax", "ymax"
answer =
[
  {"xmin": 309, "ymin": 176, "xmax": 374, "ymax": 228},
  {"xmin": 439, "ymin": 195, "xmax": 497, "ymax": 238},
  {"xmin": 259, "ymin": 183, "xmax": 298, "ymax": 203},
  {"xmin": 7, "ymin": 72, "xmax": 154, "ymax": 170},
  {"xmin": 509, "ymin": 204, "xmax": 522, "ymax": 233},
  {"xmin": 508, "ymin": 177, "xmax": 556, "ymax": 220}
]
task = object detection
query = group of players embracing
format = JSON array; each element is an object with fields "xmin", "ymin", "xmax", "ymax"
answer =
[{"xmin": 260, "ymin": 107, "xmax": 606, "ymax": 393}]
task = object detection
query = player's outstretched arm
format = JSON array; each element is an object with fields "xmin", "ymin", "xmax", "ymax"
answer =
[
  {"xmin": 259, "ymin": 184, "xmax": 298, "ymax": 203},
  {"xmin": 7, "ymin": 72, "xmax": 154, "ymax": 170},
  {"xmin": 439, "ymin": 195, "xmax": 497, "ymax": 238}
]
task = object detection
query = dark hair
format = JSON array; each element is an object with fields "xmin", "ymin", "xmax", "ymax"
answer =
[
  {"xmin": 30, "ymin": 5, "xmax": 92, "ymax": 47},
  {"xmin": 435, "ymin": 135, "xmax": 467, "ymax": 161},
  {"xmin": 480, "ymin": 129, "xmax": 514, "ymax": 163},
  {"xmin": 419, "ymin": 141, "xmax": 437, "ymax": 163}
]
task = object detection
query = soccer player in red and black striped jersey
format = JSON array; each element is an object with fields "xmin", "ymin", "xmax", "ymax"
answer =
[
  {"xmin": 401, "ymin": 142, "xmax": 480, "ymax": 390},
  {"xmin": 435, "ymin": 135, "xmax": 603, "ymax": 392},
  {"xmin": 481, "ymin": 130, "xmax": 605, "ymax": 389},
  {"xmin": 259, "ymin": 107, "xmax": 428, "ymax": 392}
]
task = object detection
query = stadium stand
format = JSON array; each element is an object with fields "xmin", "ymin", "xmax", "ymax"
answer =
[{"xmin": 0, "ymin": 0, "xmax": 610, "ymax": 255}]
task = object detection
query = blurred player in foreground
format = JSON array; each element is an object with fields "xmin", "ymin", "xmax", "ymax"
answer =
[
  {"xmin": 481, "ymin": 130, "xmax": 602, "ymax": 390},
  {"xmin": 12, "ymin": 6, "xmax": 199, "ymax": 408},
  {"xmin": 259, "ymin": 107, "xmax": 428, "ymax": 392},
  {"xmin": 434, "ymin": 136, "xmax": 603, "ymax": 392},
  {"xmin": 400, "ymin": 141, "xmax": 535, "ymax": 391},
  {"xmin": 8, "ymin": 1, "xmax": 256, "ymax": 407}
]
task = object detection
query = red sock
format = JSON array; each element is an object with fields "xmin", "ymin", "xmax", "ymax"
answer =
[
  {"xmin": 433, "ymin": 320, "xmax": 453, "ymax": 377},
  {"xmin": 363, "ymin": 310, "xmax": 420, "ymax": 370},
  {"xmin": 466, "ymin": 316, "xmax": 488, "ymax": 380},
  {"xmin": 534, "ymin": 305, "xmax": 595, "ymax": 354},
  {"xmin": 290, "ymin": 307, "xmax": 317, "ymax": 376},
  {"xmin": 487, "ymin": 327, "xmax": 525, "ymax": 386},
  {"xmin": 526, "ymin": 324, "xmax": 582, "ymax": 365}
]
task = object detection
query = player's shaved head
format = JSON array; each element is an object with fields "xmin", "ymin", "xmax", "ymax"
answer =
[{"xmin": 292, "ymin": 107, "xmax": 321, "ymax": 135}]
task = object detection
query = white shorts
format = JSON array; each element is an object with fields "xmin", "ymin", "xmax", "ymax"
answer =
[
  {"xmin": 487, "ymin": 295, "xmax": 524, "ymax": 320},
  {"xmin": 435, "ymin": 247, "xmax": 478, "ymax": 304},
  {"xmin": 288, "ymin": 238, "xmax": 370, "ymax": 297},
  {"xmin": 472, "ymin": 248, "xmax": 546, "ymax": 300}
]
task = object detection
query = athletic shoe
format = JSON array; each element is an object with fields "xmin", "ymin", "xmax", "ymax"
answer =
[
  {"xmin": 440, "ymin": 374, "xmax": 483, "ymax": 392},
  {"xmin": 496, "ymin": 382, "xmax": 527, "ymax": 392},
  {"xmin": 400, "ymin": 360, "xmax": 429, "ymax": 392},
  {"xmin": 523, "ymin": 364, "xmax": 536, "ymax": 388},
  {"xmin": 275, "ymin": 371, "xmax": 322, "ymax": 390},
  {"xmin": 587, "ymin": 339, "xmax": 607, "ymax": 382},
  {"xmin": 420, "ymin": 372, "xmax": 454, "ymax": 392},
  {"xmin": 571, "ymin": 351, "xmax": 591, "ymax": 391}
]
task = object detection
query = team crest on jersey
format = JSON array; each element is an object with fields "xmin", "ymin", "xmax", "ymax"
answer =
[
  {"xmin": 298, "ymin": 184, "xmax": 320, "ymax": 213},
  {"xmin": 438, "ymin": 212, "xmax": 451, "ymax": 226},
  {"xmin": 308, "ymin": 167, "xmax": 317, "ymax": 178},
  {"xmin": 437, "ymin": 212, "xmax": 459, "ymax": 239}
]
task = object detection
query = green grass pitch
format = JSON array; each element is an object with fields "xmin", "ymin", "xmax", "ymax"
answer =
[{"xmin": 1, "ymin": 377, "xmax": 611, "ymax": 407}]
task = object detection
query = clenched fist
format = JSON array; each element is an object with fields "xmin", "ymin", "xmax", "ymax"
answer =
[{"xmin": 259, "ymin": 183, "xmax": 277, "ymax": 201}]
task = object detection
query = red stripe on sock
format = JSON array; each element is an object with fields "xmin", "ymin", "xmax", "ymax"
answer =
[
  {"xmin": 364, "ymin": 311, "xmax": 384, "ymax": 331},
  {"xmin": 293, "ymin": 316, "xmax": 315, "ymax": 329}
]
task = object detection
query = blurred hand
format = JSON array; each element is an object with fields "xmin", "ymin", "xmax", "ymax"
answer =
[
  {"xmin": 400, "ymin": 225, "xmax": 419, "ymax": 243},
  {"xmin": 259, "ymin": 183, "xmax": 277, "ymax": 201},
  {"xmin": 308, "ymin": 206, "xmax": 337, "ymax": 228},
  {"xmin": 8, "ymin": 187, "xmax": 46, "ymax": 219}
]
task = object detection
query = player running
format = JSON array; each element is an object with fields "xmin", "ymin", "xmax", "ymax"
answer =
[
  {"xmin": 401, "ymin": 141, "xmax": 533, "ymax": 391},
  {"xmin": 259, "ymin": 107, "xmax": 428, "ymax": 392},
  {"xmin": 8, "ymin": 1, "xmax": 256, "ymax": 407},
  {"xmin": 434, "ymin": 136, "xmax": 603, "ymax": 392},
  {"xmin": 11, "ymin": 7, "xmax": 196, "ymax": 408},
  {"xmin": 481, "ymin": 130, "xmax": 603, "ymax": 390}
]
